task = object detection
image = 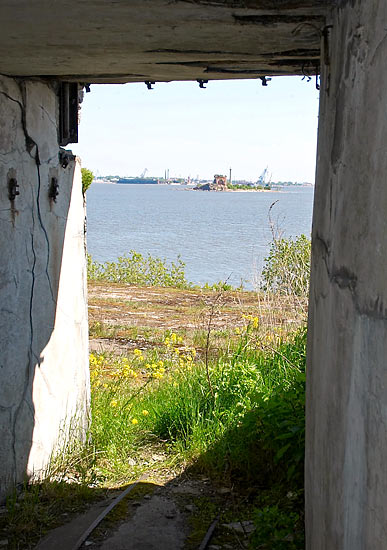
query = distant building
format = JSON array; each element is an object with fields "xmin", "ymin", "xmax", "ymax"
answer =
[
  {"xmin": 213, "ymin": 174, "xmax": 228, "ymax": 190},
  {"xmin": 194, "ymin": 174, "xmax": 229, "ymax": 192}
]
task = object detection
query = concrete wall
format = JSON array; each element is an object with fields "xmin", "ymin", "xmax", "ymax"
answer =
[
  {"xmin": 306, "ymin": 1, "xmax": 387, "ymax": 547},
  {"xmin": 0, "ymin": 75, "xmax": 89, "ymax": 500}
]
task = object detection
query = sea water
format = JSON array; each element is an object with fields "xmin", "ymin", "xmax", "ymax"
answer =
[{"xmin": 86, "ymin": 184, "xmax": 314, "ymax": 288}]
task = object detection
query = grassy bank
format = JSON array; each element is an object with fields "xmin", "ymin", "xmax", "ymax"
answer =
[{"xmin": 2, "ymin": 242, "xmax": 310, "ymax": 549}]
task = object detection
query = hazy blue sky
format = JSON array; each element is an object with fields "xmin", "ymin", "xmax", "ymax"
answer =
[{"xmin": 72, "ymin": 76, "xmax": 320, "ymax": 182}]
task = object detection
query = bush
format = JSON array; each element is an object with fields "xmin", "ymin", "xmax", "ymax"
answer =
[
  {"xmin": 87, "ymin": 251, "xmax": 190, "ymax": 288},
  {"xmin": 261, "ymin": 234, "xmax": 311, "ymax": 296},
  {"xmin": 81, "ymin": 168, "xmax": 94, "ymax": 194},
  {"xmin": 250, "ymin": 500, "xmax": 304, "ymax": 549}
]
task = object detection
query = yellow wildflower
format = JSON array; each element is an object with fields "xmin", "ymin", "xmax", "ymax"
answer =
[
  {"xmin": 153, "ymin": 370, "xmax": 164, "ymax": 379},
  {"xmin": 131, "ymin": 418, "xmax": 138, "ymax": 425},
  {"xmin": 110, "ymin": 399, "xmax": 118, "ymax": 408},
  {"xmin": 133, "ymin": 348, "xmax": 143, "ymax": 357},
  {"xmin": 142, "ymin": 410, "xmax": 149, "ymax": 416}
]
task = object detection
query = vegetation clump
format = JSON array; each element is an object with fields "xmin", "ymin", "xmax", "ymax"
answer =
[
  {"xmin": 261, "ymin": 234, "xmax": 311, "ymax": 296},
  {"xmin": 87, "ymin": 251, "xmax": 190, "ymax": 288},
  {"xmin": 85, "ymin": 319, "xmax": 306, "ymax": 547},
  {"xmin": 81, "ymin": 167, "xmax": 94, "ymax": 194},
  {"xmin": 228, "ymin": 183, "xmax": 266, "ymax": 190}
]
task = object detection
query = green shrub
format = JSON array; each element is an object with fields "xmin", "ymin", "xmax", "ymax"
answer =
[
  {"xmin": 87, "ymin": 251, "xmax": 190, "ymax": 289},
  {"xmin": 250, "ymin": 500, "xmax": 304, "ymax": 549},
  {"xmin": 81, "ymin": 168, "xmax": 94, "ymax": 194},
  {"xmin": 261, "ymin": 234, "xmax": 311, "ymax": 296}
]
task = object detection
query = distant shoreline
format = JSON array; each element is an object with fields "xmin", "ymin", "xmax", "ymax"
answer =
[{"xmin": 93, "ymin": 181, "xmax": 314, "ymax": 190}]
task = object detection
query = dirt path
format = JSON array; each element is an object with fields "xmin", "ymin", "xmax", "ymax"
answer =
[{"xmin": 36, "ymin": 474, "xmax": 254, "ymax": 550}]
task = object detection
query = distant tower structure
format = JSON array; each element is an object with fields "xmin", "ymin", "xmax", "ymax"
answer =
[
  {"xmin": 213, "ymin": 174, "xmax": 228, "ymax": 190},
  {"xmin": 229, "ymin": 167, "xmax": 232, "ymax": 185}
]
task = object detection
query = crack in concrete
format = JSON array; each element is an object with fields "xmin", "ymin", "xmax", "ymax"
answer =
[
  {"xmin": 12, "ymin": 81, "xmax": 56, "ymax": 304},
  {"xmin": 11, "ymin": 230, "xmax": 36, "ymax": 483},
  {"xmin": 370, "ymin": 32, "xmax": 387, "ymax": 66},
  {"xmin": 315, "ymin": 233, "xmax": 387, "ymax": 320},
  {"xmin": 39, "ymin": 104, "xmax": 56, "ymax": 127},
  {"xmin": 0, "ymin": 88, "xmax": 37, "ymax": 161},
  {"xmin": 2, "ymin": 80, "xmax": 57, "ymax": 483},
  {"xmin": 36, "ymin": 163, "xmax": 55, "ymax": 303}
]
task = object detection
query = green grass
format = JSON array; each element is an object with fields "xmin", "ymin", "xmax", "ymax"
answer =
[
  {"xmin": 85, "ymin": 323, "xmax": 306, "ymax": 547},
  {"xmin": 0, "ymin": 480, "xmax": 103, "ymax": 549},
  {"xmin": 3, "ymin": 320, "xmax": 306, "ymax": 549},
  {"xmin": 86, "ymin": 323, "xmax": 306, "ymax": 483}
]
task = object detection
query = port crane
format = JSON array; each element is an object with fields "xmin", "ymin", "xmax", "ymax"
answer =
[
  {"xmin": 257, "ymin": 167, "xmax": 271, "ymax": 186},
  {"xmin": 140, "ymin": 168, "xmax": 148, "ymax": 178}
]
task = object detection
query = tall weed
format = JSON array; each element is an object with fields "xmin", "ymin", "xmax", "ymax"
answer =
[{"xmin": 261, "ymin": 234, "xmax": 311, "ymax": 296}]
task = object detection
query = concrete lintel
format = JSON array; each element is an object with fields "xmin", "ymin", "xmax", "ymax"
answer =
[{"xmin": 0, "ymin": 0, "xmax": 330, "ymax": 83}]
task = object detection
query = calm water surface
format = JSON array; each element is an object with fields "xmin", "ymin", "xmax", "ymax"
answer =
[{"xmin": 87, "ymin": 184, "xmax": 314, "ymax": 288}]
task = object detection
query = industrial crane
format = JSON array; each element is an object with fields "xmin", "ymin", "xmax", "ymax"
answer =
[{"xmin": 140, "ymin": 168, "xmax": 148, "ymax": 178}]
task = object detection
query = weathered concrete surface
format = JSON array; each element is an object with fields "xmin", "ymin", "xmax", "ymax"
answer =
[
  {"xmin": 0, "ymin": 76, "xmax": 89, "ymax": 500},
  {"xmin": 0, "ymin": 1, "xmax": 329, "ymax": 82},
  {"xmin": 306, "ymin": 1, "xmax": 387, "ymax": 548},
  {"xmin": 99, "ymin": 495, "xmax": 186, "ymax": 550}
]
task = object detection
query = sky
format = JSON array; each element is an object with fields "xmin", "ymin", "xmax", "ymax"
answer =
[{"xmin": 72, "ymin": 76, "xmax": 320, "ymax": 183}]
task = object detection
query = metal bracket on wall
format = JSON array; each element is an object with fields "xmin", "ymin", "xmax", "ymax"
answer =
[
  {"xmin": 59, "ymin": 82, "xmax": 79, "ymax": 146},
  {"xmin": 59, "ymin": 148, "xmax": 76, "ymax": 169},
  {"xmin": 197, "ymin": 79, "xmax": 208, "ymax": 89},
  {"xmin": 49, "ymin": 177, "xmax": 59, "ymax": 202},
  {"xmin": 8, "ymin": 177, "xmax": 19, "ymax": 201}
]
